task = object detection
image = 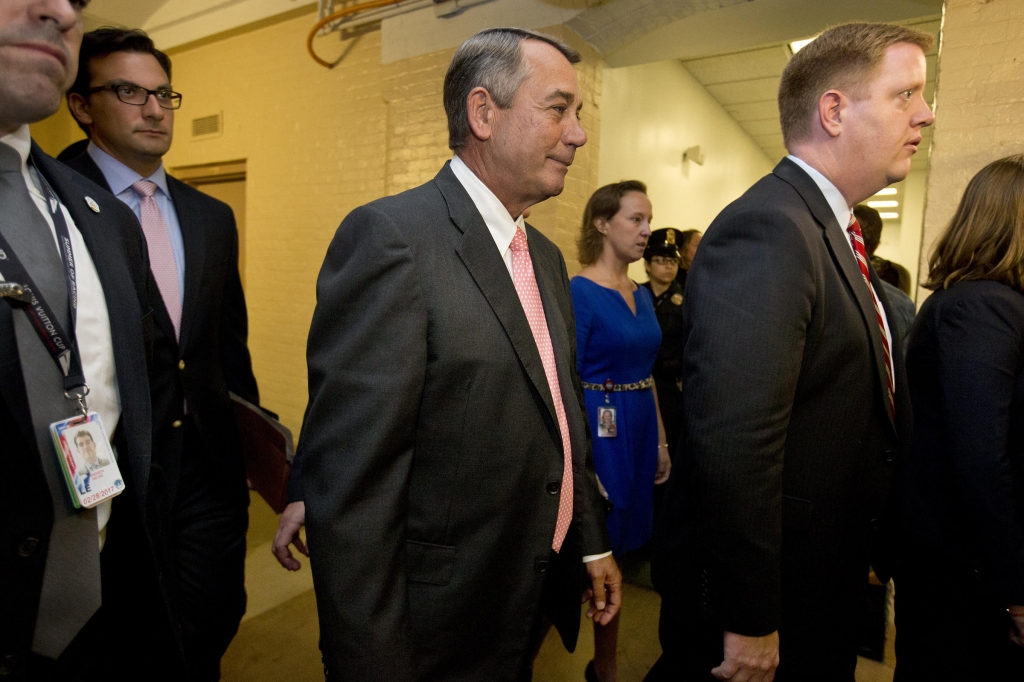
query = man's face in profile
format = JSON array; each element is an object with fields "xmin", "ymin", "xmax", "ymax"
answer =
[
  {"xmin": 0, "ymin": 0, "xmax": 87, "ymax": 132},
  {"xmin": 841, "ymin": 42, "xmax": 934, "ymax": 191},
  {"xmin": 488, "ymin": 39, "xmax": 587, "ymax": 206},
  {"xmin": 75, "ymin": 431, "xmax": 97, "ymax": 465}
]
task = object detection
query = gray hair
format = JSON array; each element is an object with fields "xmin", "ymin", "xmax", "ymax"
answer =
[{"xmin": 443, "ymin": 28, "xmax": 580, "ymax": 150}]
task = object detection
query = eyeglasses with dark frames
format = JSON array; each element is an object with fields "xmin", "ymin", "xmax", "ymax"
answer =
[{"xmin": 88, "ymin": 82, "xmax": 183, "ymax": 110}]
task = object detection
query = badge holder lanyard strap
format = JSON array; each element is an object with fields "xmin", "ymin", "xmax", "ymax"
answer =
[{"xmin": 0, "ymin": 170, "xmax": 89, "ymax": 418}]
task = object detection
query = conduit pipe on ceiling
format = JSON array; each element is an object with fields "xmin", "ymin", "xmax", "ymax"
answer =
[
  {"xmin": 308, "ymin": 0, "xmax": 495, "ymax": 67},
  {"xmin": 308, "ymin": 0, "xmax": 430, "ymax": 67}
]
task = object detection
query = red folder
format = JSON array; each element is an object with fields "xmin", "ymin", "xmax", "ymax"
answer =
[{"xmin": 230, "ymin": 392, "xmax": 294, "ymax": 513}]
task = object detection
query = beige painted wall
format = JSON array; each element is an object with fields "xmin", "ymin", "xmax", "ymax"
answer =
[
  {"xmin": 31, "ymin": 15, "xmax": 603, "ymax": 435},
  {"xmin": 919, "ymin": 0, "xmax": 1024, "ymax": 299},
  {"xmin": 874, "ymin": 171, "xmax": 927, "ymax": 296},
  {"xmin": 598, "ymin": 59, "xmax": 775, "ymax": 282}
]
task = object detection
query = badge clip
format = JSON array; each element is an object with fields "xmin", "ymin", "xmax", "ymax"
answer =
[
  {"xmin": 64, "ymin": 384, "xmax": 91, "ymax": 422},
  {"xmin": 602, "ymin": 379, "xmax": 615, "ymax": 405},
  {"xmin": 0, "ymin": 282, "xmax": 33, "ymax": 303}
]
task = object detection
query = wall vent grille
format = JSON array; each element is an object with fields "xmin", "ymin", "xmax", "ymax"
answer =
[{"xmin": 192, "ymin": 113, "xmax": 221, "ymax": 138}]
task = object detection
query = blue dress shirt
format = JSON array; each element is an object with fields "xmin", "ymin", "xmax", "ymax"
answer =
[{"xmin": 87, "ymin": 142, "xmax": 186, "ymax": 297}]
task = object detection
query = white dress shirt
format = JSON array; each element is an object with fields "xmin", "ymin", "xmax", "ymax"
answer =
[
  {"xmin": 449, "ymin": 155, "xmax": 612, "ymax": 563},
  {"xmin": 787, "ymin": 154, "xmax": 894, "ymax": 392},
  {"xmin": 0, "ymin": 126, "xmax": 121, "ymax": 542}
]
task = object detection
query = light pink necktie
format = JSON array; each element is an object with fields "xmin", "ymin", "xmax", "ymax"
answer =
[
  {"xmin": 510, "ymin": 227, "xmax": 573, "ymax": 552},
  {"xmin": 132, "ymin": 179, "xmax": 182, "ymax": 339}
]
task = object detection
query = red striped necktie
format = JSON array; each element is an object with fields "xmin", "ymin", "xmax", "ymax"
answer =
[{"xmin": 847, "ymin": 219, "xmax": 895, "ymax": 419}]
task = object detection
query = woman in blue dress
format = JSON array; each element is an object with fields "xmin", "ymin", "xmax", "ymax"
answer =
[{"xmin": 572, "ymin": 180, "xmax": 670, "ymax": 682}]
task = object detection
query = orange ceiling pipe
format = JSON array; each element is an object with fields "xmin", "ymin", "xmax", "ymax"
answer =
[{"xmin": 307, "ymin": 0, "xmax": 410, "ymax": 67}]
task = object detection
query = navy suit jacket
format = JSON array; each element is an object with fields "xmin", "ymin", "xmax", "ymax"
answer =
[
  {"xmin": 654, "ymin": 158, "xmax": 912, "ymax": 645},
  {"xmin": 1, "ymin": 144, "xmax": 156, "ymax": 668},
  {"xmin": 63, "ymin": 151, "xmax": 258, "ymax": 508}
]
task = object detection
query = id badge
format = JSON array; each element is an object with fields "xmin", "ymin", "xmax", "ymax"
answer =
[
  {"xmin": 597, "ymin": 406, "xmax": 617, "ymax": 438},
  {"xmin": 49, "ymin": 412, "xmax": 125, "ymax": 509}
]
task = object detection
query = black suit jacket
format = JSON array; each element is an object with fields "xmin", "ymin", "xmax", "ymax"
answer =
[
  {"xmin": 63, "ymin": 152, "xmax": 258, "ymax": 507},
  {"xmin": 1, "ymin": 144, "xmax": 155, "ymax": 668},
  {"xmin": 302, "ymin": 162, "xmax": 610, "ymax": 681},
  {"xmin": 900, "ymin": 280, "xmax": 1024, "ymax": 605},
  {"xmin": 654, "ymin": 159, "xmax": 911, "ymax": 643}
]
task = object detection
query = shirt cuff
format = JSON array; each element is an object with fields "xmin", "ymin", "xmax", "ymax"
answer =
[{"xmin": 582, "ymin": 551, "xmax": 613, "ymax": 563}]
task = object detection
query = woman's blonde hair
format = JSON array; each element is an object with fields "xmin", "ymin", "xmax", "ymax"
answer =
[
  {"xmin": 577, "ymin": 180, "xmax": 647, "ymax": 266},
  {"xmin": 925, "ymin": 154, "xmax": 1024, "ymax": 291}
]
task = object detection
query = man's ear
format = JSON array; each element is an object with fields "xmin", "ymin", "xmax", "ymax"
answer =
[
  {"xmin": 465, "ymin": 86, "xmax": 496, "ymax": 142},
  {"xmin": 818, "ymin": 90, "xmax": 844, "ymax": 139},
  {"xmin": 67, "ymin": 92, "xmax": 93, "ymax": 128},
  {"xmin": 594, "ymin": 218, "xmax": 609, "ymax": 236}
]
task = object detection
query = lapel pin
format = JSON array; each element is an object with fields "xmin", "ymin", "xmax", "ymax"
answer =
[{"xmin": 85, "ymin": 196, "xmax": 100, "ymax": 213}]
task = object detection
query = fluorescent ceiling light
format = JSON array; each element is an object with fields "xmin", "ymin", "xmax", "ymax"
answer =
[
  {"xmin": 868, "ymin": 200, "xmax": 899, "ymax": 208},
  {"xmin": 880, "ymin": 212, "xmax": 900, "ymax": 220},
  {"xmin": 874, "ymin": 188, "xmax": 898, "ymax": 196},
  {"xmin": 789, "ymin": 37, "xmax": 817, "ymax": 54}
]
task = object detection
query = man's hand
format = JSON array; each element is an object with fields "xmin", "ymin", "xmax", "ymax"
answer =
[
  {"xmin": 271, "ymin": 501, "xmax": 308, "ymax": 570},
  {"xmin": 582, "ymin": 555, "xmax": 622, "ymax": 625},
  {"xmin": 1009, "ymin": 607, "xmax": 1024, "ymax": 648},
  {"xmin": 711, "ymin": 631, "xmax": 779, "ymax": 682},
  {"xmin": 654, "ymin": 447, "xmax": 672, "ymax": 485}
]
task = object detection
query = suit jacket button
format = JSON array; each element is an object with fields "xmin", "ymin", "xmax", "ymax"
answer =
[
  {"xmin": 178, "ymin": 359, "xmax": 185, "ymax": 370},
  {"xmin": 883, "ymin": 449, "xmax": 896, "ymax": 463},
  {"xmin": 547, "ymin": 481, "xmax": 560, "ymax": 495},
  {"xmin": 172, "ymin": 420, "xmax": 183, "ymax": 428},
  {"xmin": 535, "ymin": 559, "xmax": 549, "ymax": 574},
  {"xmin": 16, "ymin": 537, "xmax": 39, "ymax": 557},
  {"xmin": 0, "ymin": 654, "xmax": 18, "ymax": 675}
]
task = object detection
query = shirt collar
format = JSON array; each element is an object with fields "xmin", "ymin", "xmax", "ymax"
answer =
[
  {"xmin": 449, "ymin": 154, "xmax": 525, "ymax": 254},
  {"xmin": 787, "ymin": 154, "xmax": 853, "ymax": 229},
  {"xmin": 0, "ymin": 125, "xmax": 31, "ymax": 173},
  {"xmin": 88, "ymin": 141, "xmax": 170, "ymax": 198}
]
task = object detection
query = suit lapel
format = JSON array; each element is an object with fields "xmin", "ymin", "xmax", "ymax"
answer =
[
  {"xmin": 31, "ymin": 144, "xmax": 153, "ymax": 501},
  {"xmin": 775, "ymin": 158, "xmax": 896, "ymax": 430},
  {"xmin": 64, "ymin": 152, "xmax": 112, "ymax": 193},
  {"xmin": 435, "ymin": 164, "xmax": 561, "ymax": 434},
  {"xmin": 167, "ymin": 177, "xmax": 204, "ymax": 349},
  {"xmin": 0, "ymin": 305, "xmax": 38, "ymax": 452}
]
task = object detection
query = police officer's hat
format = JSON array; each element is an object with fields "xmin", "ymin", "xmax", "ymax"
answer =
[{"xmin": 644, "ymin": 228, "xmax": 682, "ymax": 262}]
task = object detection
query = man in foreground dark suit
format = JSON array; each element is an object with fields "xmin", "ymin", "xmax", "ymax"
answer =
[
  {"xmin": 649, "ymin": 23, "xmax": 934, "ymax": 682},
  {"xmin": 62, "ymin": 27, "xmax": 259, "ymax": 681},
  {"xmin": 302, "ymin": 28, "xmax": 620, "ymax": 681},
  {"xmin": 0, "ymin": 1, "xmax": 182, "ymax": 678}
]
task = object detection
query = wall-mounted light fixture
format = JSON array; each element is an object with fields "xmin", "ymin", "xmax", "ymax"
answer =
[
  {"xmin": 880, "ymin": 212, "xmax": 900, "ymax": 220},
  {"xmin": 867, "ymin": 200, "xmax": 899, "ymax": 208},
  {"xmin": 682, "ymin": 145, "xmax": 705, "ymax": 166},
  {"xmin": 874, "ymin": 188, "xmax": 898, "ymax": 196}
]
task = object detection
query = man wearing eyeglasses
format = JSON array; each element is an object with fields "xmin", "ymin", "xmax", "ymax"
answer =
[{"xmin": 63, "ymin": 27, "xmax": 260, "ymax": 682}]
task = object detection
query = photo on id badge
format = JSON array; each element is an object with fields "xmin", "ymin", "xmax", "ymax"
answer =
[
  {"xmin": 51, "ymin": 413, "xmax": 124, "ymax": 508},
  {"xmin": 597, "ymin": 406, "xmax": 617, "ymax": 438}
]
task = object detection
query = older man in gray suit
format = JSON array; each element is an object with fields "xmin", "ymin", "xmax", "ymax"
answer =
[{"xmin": 301, "ymin": 28, "xmax": 620, "ymax": 681}]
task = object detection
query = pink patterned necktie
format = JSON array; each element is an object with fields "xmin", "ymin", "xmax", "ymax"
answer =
[
  {"xmin": 847, "ymin": 219, "xmax": 895, "ymax": 419},
  {"xmin": 132, "ymin": 179, "xmax": 182, "ymax": 339},
  {"xmin": 510, "ymin": 227, "xmax": 573, "ymax": 552}
]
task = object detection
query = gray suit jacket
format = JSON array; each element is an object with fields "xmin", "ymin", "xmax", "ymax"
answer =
[{"xmin": 302, "ymin": 162, "xmax": 610, "ymax": 681}]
